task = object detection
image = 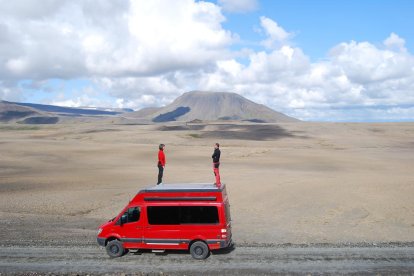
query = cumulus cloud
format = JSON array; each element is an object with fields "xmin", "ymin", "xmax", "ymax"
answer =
[
  {"xmin": 218, "ymin": 0, "xmax": 258, "ymax": 13},
  {"xmin": 329, "ymin": 40, "xmax": 413, "ymax": 84},
  {"xmin": 259, "ymin": 16, "xmax": 291, "ymax": 49},
  {"xmin": 0, "ymin": 0, "xmax": 238, "ymax": 109},
  {"xmin": 0, "ymin": 81, "xmax": 24, "ymax": 102},
  {"xmin": 94, "ymin": 76, "xmax": 183, "ymax": 108},
  {"xmin": 0, "ymin": 0, "xmax": 234, "ymax": 80},
  {"xmin": 190, "ymin": 31, "xmax": 414, "ymax": 121},
  {"xmin": 384, "ymin": 32, "xmax": 406, "ymax": 52}
]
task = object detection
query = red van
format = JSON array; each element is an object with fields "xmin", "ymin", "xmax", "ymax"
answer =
[{"xmin": 97, "ymin": 183, "xmax": 232, "ymax": 259}]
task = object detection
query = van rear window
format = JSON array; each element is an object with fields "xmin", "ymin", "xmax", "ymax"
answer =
[{"xmin": 147, "ymin": 206, "xmax": 219, "ymax": 225}]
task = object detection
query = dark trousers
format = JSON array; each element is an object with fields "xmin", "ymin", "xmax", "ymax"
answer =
[{"xmin": 157, "ymin": 164, "xmax": 164, "ymax": 184}]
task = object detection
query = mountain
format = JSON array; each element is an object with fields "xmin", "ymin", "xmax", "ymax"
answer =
[
  {"xmin": 0, "ymin": 101, "xmax": 42, "ymax": 122},
  {"xmin": 6, "ymin": 101, "xmax": 127, "ymax": 116},
  {"xmin": 124, "ymin": 107, "xmax": 162, "ymax": 118},
  {"xmin": 133, "ymin": 91, "xmax": 298, "ymax": 123},
  {"xmin": 0, "ymin": 100, "xmax": 133, "ymax": 124}
]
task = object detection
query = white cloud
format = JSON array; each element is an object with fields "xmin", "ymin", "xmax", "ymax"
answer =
[
  {"xmin": 93, "ymin": 76, "xmax": 184, "ymax": 108},
  {"xmin": 0, "ymin": 0, "xmax": 235, "ymax": 80},
  {"xmin": 260, "ymin": 16, "xmax": 291, "ymax": 49},
  {"xmin": 190, "ymin": 30, "xmax": 414, "ymax": 121},
  {"xmin": 290, "ymin": 106, "xmax": 414, "ymax": 122},
  {"xmin": 6, "ymin": 58, "xmax": 28, "ymax": 75},
  {"xmin": 329, "ymin": 40, "xmax": 413, "ymax": 84},
  {"xmin": 384, "ymin": 32, "xmax": 406, "ymax": 52},
  {"xmin": 0, "ymin": 0, "xmax": 65, "ymax": 20},
  {"xmin": 218, "ymin": 0, "xmax": 258, "ymax": 13},
  {"xmin": 0, "ymin": 80, "xmax": 25, "ymax": 102}
]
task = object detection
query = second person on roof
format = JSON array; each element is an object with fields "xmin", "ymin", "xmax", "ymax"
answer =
[
  {"xmin": 212, "ymin": 143, "xmax": 221, "ymax": 187},
  {"xmin": 157, "ymin": 144, "xmax": 166, "ymax": 185}
]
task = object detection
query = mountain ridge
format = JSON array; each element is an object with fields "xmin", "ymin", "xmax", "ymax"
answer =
[
  {"xmin": 1, "ymin": 91, "xmax": 298, "ymax": 124},
  {"xmin": 0, "ymin": 100, "xmax": 131, "ymax": 124}
]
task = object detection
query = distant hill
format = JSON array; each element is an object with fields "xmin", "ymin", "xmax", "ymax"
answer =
[
  {"xmin": 0, "ymin": 100, "xmax": 133, "ymax": 124},
  {"xmin": 138, "ymin": 91, "xmax": 298, "ymax": 123},
  {"xmin": 5, "ymin": 101, "xmax": 127, "ymax": 116},
  {"xmin": 125, "ymin": 107, "xmax": 162, "ymax": 118},
  {"xmin": 0, "ymin": 101, "xmax": 42, "ymax": 122}
]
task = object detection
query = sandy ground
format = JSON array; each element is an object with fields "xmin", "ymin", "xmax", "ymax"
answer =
[
  {"xmin": 1, "ymin": 245, "xmax": 414, "ymax": 275},
  {"xmin": 1, "ymin": 122, "xmax": 414, "ymax": 247}
]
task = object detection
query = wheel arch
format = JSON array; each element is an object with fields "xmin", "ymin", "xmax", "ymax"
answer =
[
  {"xmin": 188, "ymin": 238, "xmax": 208, "ymax": 250},
  {"xmin": 105, "ymin": 235, "xmax": 121, "ymax": 246}
]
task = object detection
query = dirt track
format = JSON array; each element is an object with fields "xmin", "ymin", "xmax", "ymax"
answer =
[{"xmin": 1, "ymin": 244, "xmax": 414, "ymax": 275}]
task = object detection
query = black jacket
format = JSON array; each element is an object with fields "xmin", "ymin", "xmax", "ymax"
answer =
[{"xmin": 212, "ymin": 148, "xmax": 221, "ymax": 163}]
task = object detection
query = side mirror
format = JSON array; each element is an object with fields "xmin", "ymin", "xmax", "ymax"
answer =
[{"xmin": 120, "ymin": 214, "xmax": 127, "ymax": 225}]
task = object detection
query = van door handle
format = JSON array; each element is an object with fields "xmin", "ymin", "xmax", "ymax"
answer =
[{"xmin": 136, "ymin": 226, "xmax": 142, "ymax": 229}]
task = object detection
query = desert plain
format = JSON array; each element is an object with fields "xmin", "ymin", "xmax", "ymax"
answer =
[{"xmin": 0, "ymin": 121, "xmax": 414, "ymax": 247}]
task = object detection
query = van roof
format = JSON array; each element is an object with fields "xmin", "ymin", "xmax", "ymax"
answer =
[
  {"xmin": 130, "ymin": 183, "xmax": 227, "ymax": 204},
  {"xmin": 141, "ymin": 183, "xmax": 225, "ymax": 193}
]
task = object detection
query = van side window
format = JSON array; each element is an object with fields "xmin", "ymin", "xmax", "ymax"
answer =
[
  {"xmin": 125, "ymin": 207, "xmax": 141, "ymax": 223},
  {"xmin": 148, "ymin": 206, "xmax": 180, "ymax": 225},
  {"xmin": 147, "ymin": 206, "xmax": 219, "ymax": 225},
  {"xmin": 180, "ymin": 206, "xmax": 219, "ymax": 224}
]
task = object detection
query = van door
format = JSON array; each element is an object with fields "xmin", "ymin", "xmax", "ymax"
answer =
[
  {"xmin": 143, "ymin": 205, "xmax": 185, "ymax": 250},
  {"xmin": 116, "ymin": 206, "xmax": 143, "ymax": 248}
]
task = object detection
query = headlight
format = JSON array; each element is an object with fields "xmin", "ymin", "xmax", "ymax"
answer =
[{"xmin": 97, "ymin": 228, "xmax": 102, "ymax": 235}]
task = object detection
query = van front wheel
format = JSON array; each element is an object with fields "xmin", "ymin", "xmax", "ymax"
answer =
[
  {"xmin": 190, "ymin": 241, "xmax": 210, "ymax": 260},
  {"xmin": 106, "ymin": 240, "xmax": 125, "ymax": 258}
]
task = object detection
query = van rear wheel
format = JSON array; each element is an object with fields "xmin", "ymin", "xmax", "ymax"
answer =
[
  {"xmin": 106, "ymin": 240, "xmax": 125, "ymax": 258},
  {"xmin": 190, "ymin": 241, "xmax": 210, "ymax": 260}
]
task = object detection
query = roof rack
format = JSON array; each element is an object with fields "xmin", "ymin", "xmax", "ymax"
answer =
[
  {"xmin": 140, "ymin": 183, "xmax": 225, "ymax": 193},
  {"xmin": 144, "ymin": 196, "xmax": 217, "ymax": 202}
]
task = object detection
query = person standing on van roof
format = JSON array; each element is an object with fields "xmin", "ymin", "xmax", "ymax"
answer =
[
  {"xmin": 157, "ymin": 144, "xmax": 166, "ymax": 185},
  {"xmin": 212, "ymin": 143, "xmax": 221, "ymax": 187}
]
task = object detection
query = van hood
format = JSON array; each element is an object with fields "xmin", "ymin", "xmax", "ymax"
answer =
[{"xmin": 99, "ymin": 217, "xmax": 115, "ymax": 229}]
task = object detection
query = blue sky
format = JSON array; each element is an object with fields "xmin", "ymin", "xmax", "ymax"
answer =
[
  {"xmin": 0, "ymin": 0, "xmax": 413, "ymax": 122},
  {"xmin": 220, "ymin": 0, "xmax": 413, "ymax": 60}
]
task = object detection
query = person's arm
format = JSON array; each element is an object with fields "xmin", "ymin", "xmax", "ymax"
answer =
[{"xmin": 163, "ymin": 151, "xmax": 166, "ymax": 167}]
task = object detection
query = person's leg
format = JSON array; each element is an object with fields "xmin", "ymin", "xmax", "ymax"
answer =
[
  {"xmin": 215, "ymin": 169, "xmax": 221, "ymax": 186},
  {"xmin": 157, "ymin": 165, "xmax": 164, "ymax": 184},
  {"xmin": 214, "ymin": 163, "xmax": 221, "ymax": 186},
  {"xmin": 213, "ymin": 163, "xmax": 216, "ymax": 184}
]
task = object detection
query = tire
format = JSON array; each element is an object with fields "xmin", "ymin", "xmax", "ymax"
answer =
[
  {"xmin": 106, "ymin": 240, "xmax": 125, "ymax": 258},
  {"xmin": 190, "ymin": 241, "xmax": 210, "ymax": 260}
]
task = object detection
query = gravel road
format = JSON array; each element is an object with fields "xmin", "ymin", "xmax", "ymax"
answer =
[{"xmin": 1, "ymin": 244, "xmax": 414, "ymax": 275}]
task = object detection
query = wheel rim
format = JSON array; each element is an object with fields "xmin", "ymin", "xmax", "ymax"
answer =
[
  {"xmin": 110, "ymin": 244, "xmax": 120, "ymax": 254},
  {"xmin": 195, "ymin": 246, "xmax": 203, "ymax": 256}
]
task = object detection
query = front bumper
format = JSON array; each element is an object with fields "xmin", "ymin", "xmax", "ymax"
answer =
[{"xmin": 97, "ymin": 237, "xmax": 106, "ymax": 247}]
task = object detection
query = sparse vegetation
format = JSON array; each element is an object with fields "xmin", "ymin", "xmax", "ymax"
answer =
[{"xmin": 188, "ymin": 133, "xmax": 201, "ymax": 138}]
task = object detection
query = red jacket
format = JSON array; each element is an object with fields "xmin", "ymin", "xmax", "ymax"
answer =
[{"xmin": 158, "ymin": 150, "xmax": 166, "ymax": 166}]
